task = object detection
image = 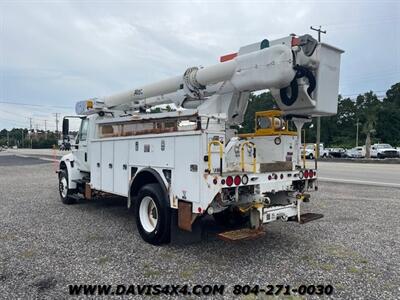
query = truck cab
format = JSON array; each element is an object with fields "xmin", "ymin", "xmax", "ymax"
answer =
[{"xmin": 370, "ymin": 143, "xmax": 399, "ymax": 158}]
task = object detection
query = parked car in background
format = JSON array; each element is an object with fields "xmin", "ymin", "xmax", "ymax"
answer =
[
  {"xmin": 370, "ymin": 144, "xmax": 399, "ymax": 158},
  {"xmin": 301, "ymin": 143, "xmax": 329, "ymax": 159},
  {"xmin": 328, "ymin": 148, "xmax": 346, "ymax": 158},
  {"xmin": 344, "ymin": 147, "xmax": 364, "ymax": 158}
]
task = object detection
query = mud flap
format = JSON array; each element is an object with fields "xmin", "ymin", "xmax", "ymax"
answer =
[{"xmin": 170, "ymin": 209, "xmax": 202, "ymax": 244}]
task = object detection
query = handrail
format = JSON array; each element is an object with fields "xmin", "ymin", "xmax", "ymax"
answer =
[
  {"xmin": 207, "ymin": 140, "xmax": 224, "ymax": 175},
  {"xmin": 240, "ymin": 141, "xmax": 257, "ymax": 173}
]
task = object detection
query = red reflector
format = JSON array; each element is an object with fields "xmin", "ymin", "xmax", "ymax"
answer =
[
  {"xmin": 220, "ymin": 52, "xmax": 237, "ymax": 62},
  {"xmin": 226, "ymin": 176, "xmax": 233, "ymax": 186},
  {"xmin": 234, "ymin": 175, "xmax": 241, "ymax": 186},
  {"xmin": 291, "ymin": 37, "xmax": 300, "ymax": 46}
]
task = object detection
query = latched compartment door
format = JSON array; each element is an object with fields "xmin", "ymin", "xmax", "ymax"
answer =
[
  {"xmin": 113, "ymin": 140, "xmax": 129, "ymax": 196},
  {"xmin": 101, "ymin": 141, "xmax": 114, "ymax": 192},
  {"xmin": 89, "ymin": 141, "xmax": 101, "ymax": 190}
]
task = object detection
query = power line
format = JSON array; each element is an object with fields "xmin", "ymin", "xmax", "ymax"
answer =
[{"xmin": 0, "ymin": 100, "xmax": 72, "ymax": 109}]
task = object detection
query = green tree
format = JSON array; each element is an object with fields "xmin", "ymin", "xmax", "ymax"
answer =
[
  {"xmin": 376, "ymin": 83, "xmax": 400, "ymax": 146},
  {"xmin": 239, "ymin": 92, "xmax": 276, "ymax": 133}
]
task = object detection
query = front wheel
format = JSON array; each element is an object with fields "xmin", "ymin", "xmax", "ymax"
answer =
[
  {"xmin": 134, "ymin": 183, "xmax": 171, "ymax": 245},
  {"xmin": 58, "ymin": 170, "xmax": 76, "ymax": 204},
  {"xmin": 308, "ymin": 153, "xmax": 314, "ymax": 160}
]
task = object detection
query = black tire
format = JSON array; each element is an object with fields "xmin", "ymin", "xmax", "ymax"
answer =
[
  {"xmin": 134, "ymin": 183, "xmax": 171, "ymax": 245},
  {"xmin": 213, "ymin": 208, "xmax": 249, "ymax": 228},
  {"xmin": 58, "ymin": 169, "xmax": 76, "ymax": 205},
  {"xmin": 377, "ymin": 153, "xmax": 383, "ymax": 159},
  {"xmin": 308, "ymin": 153, "xmax": 314, "ymax": 160}
]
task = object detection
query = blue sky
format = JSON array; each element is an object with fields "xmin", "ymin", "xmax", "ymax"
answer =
[{"xmin": 0, "ymin": 0, "xmax": 399, "ymax": 130}]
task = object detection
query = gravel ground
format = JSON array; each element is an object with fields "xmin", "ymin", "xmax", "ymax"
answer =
[{"xmin": 0, "ymin": 155, "xmax": 399, "ymax": 299}]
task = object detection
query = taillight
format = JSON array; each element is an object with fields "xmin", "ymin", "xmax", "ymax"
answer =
[
  {"xmin": 304, "ymin": 170, "xmax": 309, "ymax": 179},
  {"xmin": 309, "ymin": 170, "xmax": 314, "ymax": 178},
  {"xmin": 221, "ymin": 178, "xmax": 226, "ymax": 185},
  {"xmin": 234, "ymin": 175, "xmax": 241, "ymax": 186},
  {"xmin": 213, "ymin": 178, "xmax": 218, "ymax": 185},
  {"xmin": 280, "ymin": 174, "xmax": 284, "ymax": 179},
  {"xmin": 226, "ymin": 176, "xmax": 233, "ymax": 186},
  {"xmin": 313, "ymin": 171, "xmax": 317, "ymax": 177},
  {"xmin": 268, "ymin": 175, "xmax": 272, "ymax": 180}
]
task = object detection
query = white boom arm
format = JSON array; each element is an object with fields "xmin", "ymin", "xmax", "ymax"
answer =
[{"xmin": 76, "ymin": 34, "xmax": 343, "ymax": 123}]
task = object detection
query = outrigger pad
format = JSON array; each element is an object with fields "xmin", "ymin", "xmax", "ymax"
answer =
[
  {"xmin": 298, "ymin": 213, "xmax": 324, "ymax": 224},
  {"xmin": 217, "ymin": 228, "xmax": 266, "ymax": 242}
]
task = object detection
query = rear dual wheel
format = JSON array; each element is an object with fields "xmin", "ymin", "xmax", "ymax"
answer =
[{"xmin": 134, "ymin": 184, "xmax": 171, "ymax": 245}]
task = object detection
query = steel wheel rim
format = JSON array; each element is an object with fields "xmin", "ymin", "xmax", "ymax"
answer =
[
  {"xmin": 139, "ymin": 196, "xmax": 158, "ymax": 233},
  {"xmin": 60, "ymin": 177, "xmax": 68, "ymax": 198}
]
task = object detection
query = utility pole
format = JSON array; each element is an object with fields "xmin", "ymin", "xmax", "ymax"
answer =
[
  {"xmin": 356, "ymin": 118, "xmax": 360, "ymax": 147},
  {"xmin": 44, "ymin": 120, "xmax": 48, "ymax": 139},
  {"xmin": 29, "ymin": 117, "xmax": 33, "ymax": 149},
  {"xmin": 21, "ymin": 128, "xmax": 24, "ymax": 148},
  {"xmin": 310, "ymin": 25, "xmax": 326, "ymax": 165},
  {"xmin": 54, "ymin": 113, "xmax": 60, "ymax": 139},
  {"xmin": 7, "ymin": 130, "xmax": 9, "ymax": 146}
]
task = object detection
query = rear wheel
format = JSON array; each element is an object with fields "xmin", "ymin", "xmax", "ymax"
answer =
[
  {"xmin": 58, "ymin": 169, "xmax": 76, "ymax": 205},
  {"xmin": 134, "ymin": 183, "xmax": 171, "ymax": 245}
]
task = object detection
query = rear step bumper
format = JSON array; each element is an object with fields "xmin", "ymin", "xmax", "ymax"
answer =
[
  {"xmin": 217, "ymin": 213, "xmax": 323, "ymax": 242},
  {"xmin": 217, "ymin": 228, "xmax": 266, "ymax": 242}
]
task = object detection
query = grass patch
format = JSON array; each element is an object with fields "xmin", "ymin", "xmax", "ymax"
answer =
[
  {"xmin": 86, "ymin": 233, "xmax": 105, "ymax": 242},
  {"xmin": 20, "ymin": 250, "xmax": 35, "ymax": 258},
  {"xmin": 348, "ymin": 266, "xmax": 360, "ymax": 274},
  {"xmin": 97, "ymin": 256, "xmax": 110, "ymax": 265},
  {"xmin": 320, "ymin": 263, "xmax": 335, "ymax": 271},
  {"xmin": 143, "ymin": 269, "xmax": 161, "ymax": 278}
]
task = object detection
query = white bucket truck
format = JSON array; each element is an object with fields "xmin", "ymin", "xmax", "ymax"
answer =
[{"xmin": 58, "ymin": 34, "xmax": 343, "ymax": 244}]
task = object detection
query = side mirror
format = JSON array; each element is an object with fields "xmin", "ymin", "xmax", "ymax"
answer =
[{"xmin": 62, "ymin": 118, "xmax": 69, "ymax": 137}]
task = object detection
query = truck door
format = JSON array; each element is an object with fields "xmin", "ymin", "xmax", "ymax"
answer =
[{"xmin": 74, "ymin": 118, "xmax": 90, "ymax": 172}]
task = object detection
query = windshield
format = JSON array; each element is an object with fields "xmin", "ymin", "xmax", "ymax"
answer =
[
  {"xmin": 77, "ymin": 119, "xmax": 89, "ymax": 143},
  {"xmin": 377, "ymin": 144, "xmax": 392, "ymax": 149}
]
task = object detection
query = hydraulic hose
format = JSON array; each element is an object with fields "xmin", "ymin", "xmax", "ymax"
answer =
[{"xmin": 279, "ymin": 66, "xmax": 316, "ymax": 106}]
